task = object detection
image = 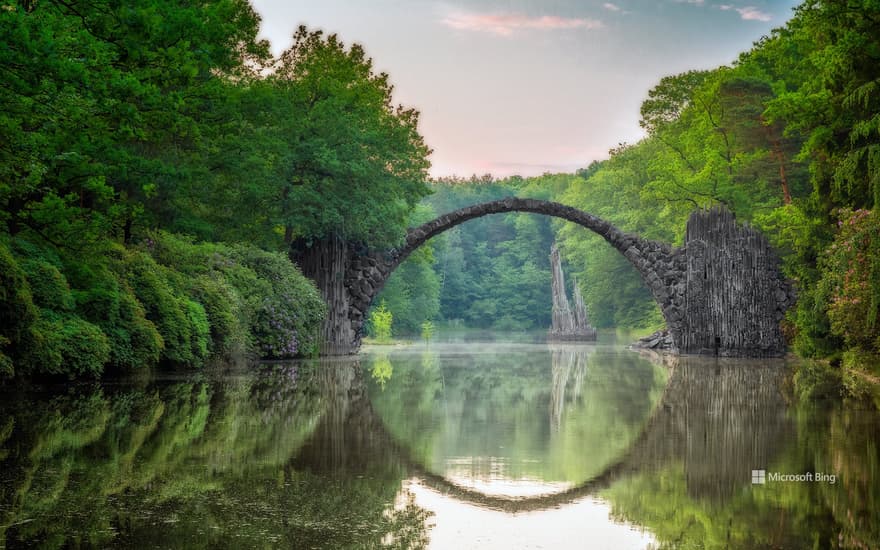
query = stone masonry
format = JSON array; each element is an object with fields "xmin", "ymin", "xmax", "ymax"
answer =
[{"xmin": 311, "ymin": 198, "xmax": 793, "ymax": 357}]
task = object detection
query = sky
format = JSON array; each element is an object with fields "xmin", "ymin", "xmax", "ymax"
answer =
[{"xmin": 249, "ymin": 0, "xmax": 802, "ymax": 178}]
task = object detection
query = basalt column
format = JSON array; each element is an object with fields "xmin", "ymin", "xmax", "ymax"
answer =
[
  {"xmin": 679, "ymin": 208, "xmax": 794, "ymax": 357},
  {"xmin": 291, "ymin": 237, "xmax": 358, "ymax": 355}
]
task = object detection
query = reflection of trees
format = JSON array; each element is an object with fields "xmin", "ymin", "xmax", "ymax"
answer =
[
  {"xmin": 642, "ymin": 356, "xmax": 791, "ymax": 501},
  {"xmin": 604, "ymin": 356, "xmax": 880, "ymax": 549},
  {"xmin": 368, "ymin": 345, "xmax": 667, "ymax": 487},
  {"xmin": 0, "ymin": 361, "xmax": 431, "ymax": 549}
]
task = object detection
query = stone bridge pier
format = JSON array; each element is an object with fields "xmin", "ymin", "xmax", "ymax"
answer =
[{"xmin": 292, "ymin": 199, "xmax": 794, "ymax": 357}]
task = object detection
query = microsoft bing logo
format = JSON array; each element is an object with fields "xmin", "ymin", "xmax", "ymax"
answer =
[{"xmin": 751, "ymin": 469, "xmax": 766, "ymax": 484}]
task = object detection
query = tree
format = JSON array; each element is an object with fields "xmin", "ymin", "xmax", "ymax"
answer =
[
  {"xmin": 368, "ymin": 301, "xmax": 393, "ymax": 343},
  {"xmin": 268, "ymin": 27, "xmax": 432, "ymax": 248},
  {"xmin": 0, "ymin": 0, "xmax": 269, "ymax": 246}
]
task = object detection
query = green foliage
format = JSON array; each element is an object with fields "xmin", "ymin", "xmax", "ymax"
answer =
[
  {"xmin": 227, "ymin": 243, "xmax": 326, "ymax": 357},
  {"xmin": 822, "ymin": 209, "xmax": 880, "ymax": 353},
  {"xmin": 189, "ymin": 275, "xmax": 243, "ymax": 355},
  {"xmin": 0, "ymin": 0, "xmax": 268, "ymax": 244},
  {"xmin": 0, "ymin": 229, "xmax": 325, "ymax": 378},
  {"xmin": 24, "ymin": 310, "xmax": 111, "ymax": 378},
  {"xmin": 69, "ymin": 256, "xmax": 164, "ymax": 371},
  {"xmin": 0, "ymin": 241, "xmax": 37, "ymax": 376},
  {"xmin": 142, "ymin": 232, "xmax": 326, "ymax": 359},
  {"xmin": 20, "ymin": 259, "xmax": 75, "ymax": 311},
  {"xmin": 124, "ymin": 250, "xmax": 203, "ymax": 365},
  {"xmin": 266, "ymin": 27, "xmax": 432, "ymax": 247},
  {"xmin": 369, "ymin": 301, "xmax": 394, "ymax": 343},
  {"xmin": 421, "ymin": 320, "xmax": 435, "ymax": 343}
]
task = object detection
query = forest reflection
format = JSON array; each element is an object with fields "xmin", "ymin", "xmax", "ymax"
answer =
[
  {"xmin": 0, "ymin": 360, "xmax": 429, "ymax": 549},
  {"xmin": 1, "ymin": 342, "xmax": 878, "ymax": 549}
]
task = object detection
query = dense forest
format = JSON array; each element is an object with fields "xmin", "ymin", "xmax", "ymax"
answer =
[
  {"xmin": 1, "ymin": 0, "xmax": 879, "ymax": 391},
  {"xmin": 0, "ymin": 1, "xmax": 430, "ymax": 377}
]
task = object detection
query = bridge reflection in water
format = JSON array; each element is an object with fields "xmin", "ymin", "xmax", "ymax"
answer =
[
  {"xmin": 355, "ymin": 343, "xmax": 791, "ymax": 513},
  {"xmin": 289, "ymin": 341, "xmax": 799, "ymax": 547},
  {"xmin": 3, "ymin": 342, "xmax": 875, "ymax": 548}
]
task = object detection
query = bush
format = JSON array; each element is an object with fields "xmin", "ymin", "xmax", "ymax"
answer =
[
  {"xmin": 148, "ymin": 232, "xmax": 325, "ymax": 359},
  {"xmin": 252, "ymin": 296, "xmax": 300, "ymax": 358},
  {"xmin": 228, "ymin": 244, "xmax": 325, "ymax": 357},
  {"xmin": 190, "ymin": 275, "xmax": 245, "ymax": 355},
  {"xmin": 69, "ymin": 258, "xmax": 163, "ymax": 371},
  {"xmin": 21, "ymin": 259, "xmax": 75, "ymax": 311},
  {"xmin": 368, "ymin": 301, "xmax": 393, "ymax": 343},
  {"xmin": 0, "ymin": 241, "xmax": 38, "ymax": 377},
  {"xmin": 124, "ymin": 251, "xmax": 199, "ymax": 365},
  {"xmin": 822, "ymin": 209, "xmax": 880, "ymax": 353},
  {"xmin": 0, "ymin": 231, "xmax": 327, "ymax": 379},
  {"xmin": 23, "ymin": 311, "xmax": 111, "ymax": 378},
  {"xmin": 185, "ymin": 299, "xmax": 211, "ymax": 362}
]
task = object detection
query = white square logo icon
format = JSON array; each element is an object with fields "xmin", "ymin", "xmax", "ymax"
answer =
[{"xmin": 751, "ymin": 469, "xmax": 766, "ymax": 484}]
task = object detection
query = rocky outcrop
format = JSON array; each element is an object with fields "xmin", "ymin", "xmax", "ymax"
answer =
[
  {"xmin": 678, "ymin": 207, "xmax": 795, "ymax": 357},
  {"xmin": 548, "ymin": 244, "xmax": 596, "ymax": 341},
  {"xmin": 632, "ymin": 329, "xmax": 676, "ymax": 352}
]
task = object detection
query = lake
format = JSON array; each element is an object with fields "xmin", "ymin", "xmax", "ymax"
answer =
[{"xmin": 1, "ymin": 333, "xmax": 878, "ymax": 548}]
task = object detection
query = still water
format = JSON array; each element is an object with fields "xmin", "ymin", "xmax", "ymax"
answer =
[{"xmin": 1, "ymin": 334, "xmax": 878, "ymax": 549}]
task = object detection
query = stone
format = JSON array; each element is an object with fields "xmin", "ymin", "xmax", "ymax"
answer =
[{"xmin": 300, "ymin": 199, "xmax": 791, "ymax": 358}]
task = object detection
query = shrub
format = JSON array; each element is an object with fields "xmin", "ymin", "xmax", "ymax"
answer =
[
  {"xmin": 149, "ymin": 232, "xmax": 325, "ymax": 358},
  {"xmin": 252, "ymin": 296, "xmax": 299, "ymax": 358},
  {"xmin": 124, "ymin": 251, "xmax": 197, "ymax": 365},
  {"xmin": 229, "ymin": 245, "xmax": 325, "ymax": 357},
  {"xmin": 185, "ymin": 299, "xmax": 210, "ymax": 363},
  {"xmin": 190, "ymin": 275, "xmax": 245, "ymax": 355},
  {"xmin": 0, "ymin": 242, "xmax": 38, "ymax": 377},
  {"xmin": 23, "ymin": 311, "xmax": 111, "ymax": 378},
  {"xmin": 821, "ymin": 209, "xmax": 880, "ymax": 353},
  {"xmin": 21, "ymin": 259, "xmax": 75, "ymax": 311},
  {"xmin": 69, "ymin": 259, "xmax": 163, "ymax": 371},
  {"xmin": 368, "ymin": 301, "xmax": 393, "ymax": 343}
]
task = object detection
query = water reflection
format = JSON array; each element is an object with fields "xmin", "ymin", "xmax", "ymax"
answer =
[
  {"xmin": 602, "ymin": 356, "xmax": 880, "ymax": 549},
  {"xmin": 0, "ymin": 360, "xmax": 429, "ymax": 549},
  {"xmin": 366, "ymin": 342, "xmax": 668, "ymax": 497},
  {"xmin": 0, "ymin": 342, "xmax": 878, "ymax": 549}
]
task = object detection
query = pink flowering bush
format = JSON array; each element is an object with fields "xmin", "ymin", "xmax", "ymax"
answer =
[
  {"xmin": 252, "ymin": 295, "xmax": 300, "ymax": 358},
  {"xmin": 821, "ymin": 208, "xmax": 880, "ymax": 353}
]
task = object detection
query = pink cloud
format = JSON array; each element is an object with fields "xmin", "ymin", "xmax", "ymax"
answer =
[
  {"xmin": 736, "ymin": 6, "xmax": 772, "ymax": 21},
  {"xmin": 441, "ymin": 12, "xmax": 603, "ymax": 36}
]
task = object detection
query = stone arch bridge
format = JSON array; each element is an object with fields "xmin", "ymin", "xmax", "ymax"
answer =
[{"xmin": 292, "ymin": 198, "xmax": 794, "ymax": 356}]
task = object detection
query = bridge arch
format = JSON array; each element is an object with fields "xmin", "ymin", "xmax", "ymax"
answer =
[
  {"xmin": 295, "ymin": 200, "xmax": 793, "ymax": 356},
  {"xmin": 348, "ymin": 198, "xmax": 684, "ymax": 346}
]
